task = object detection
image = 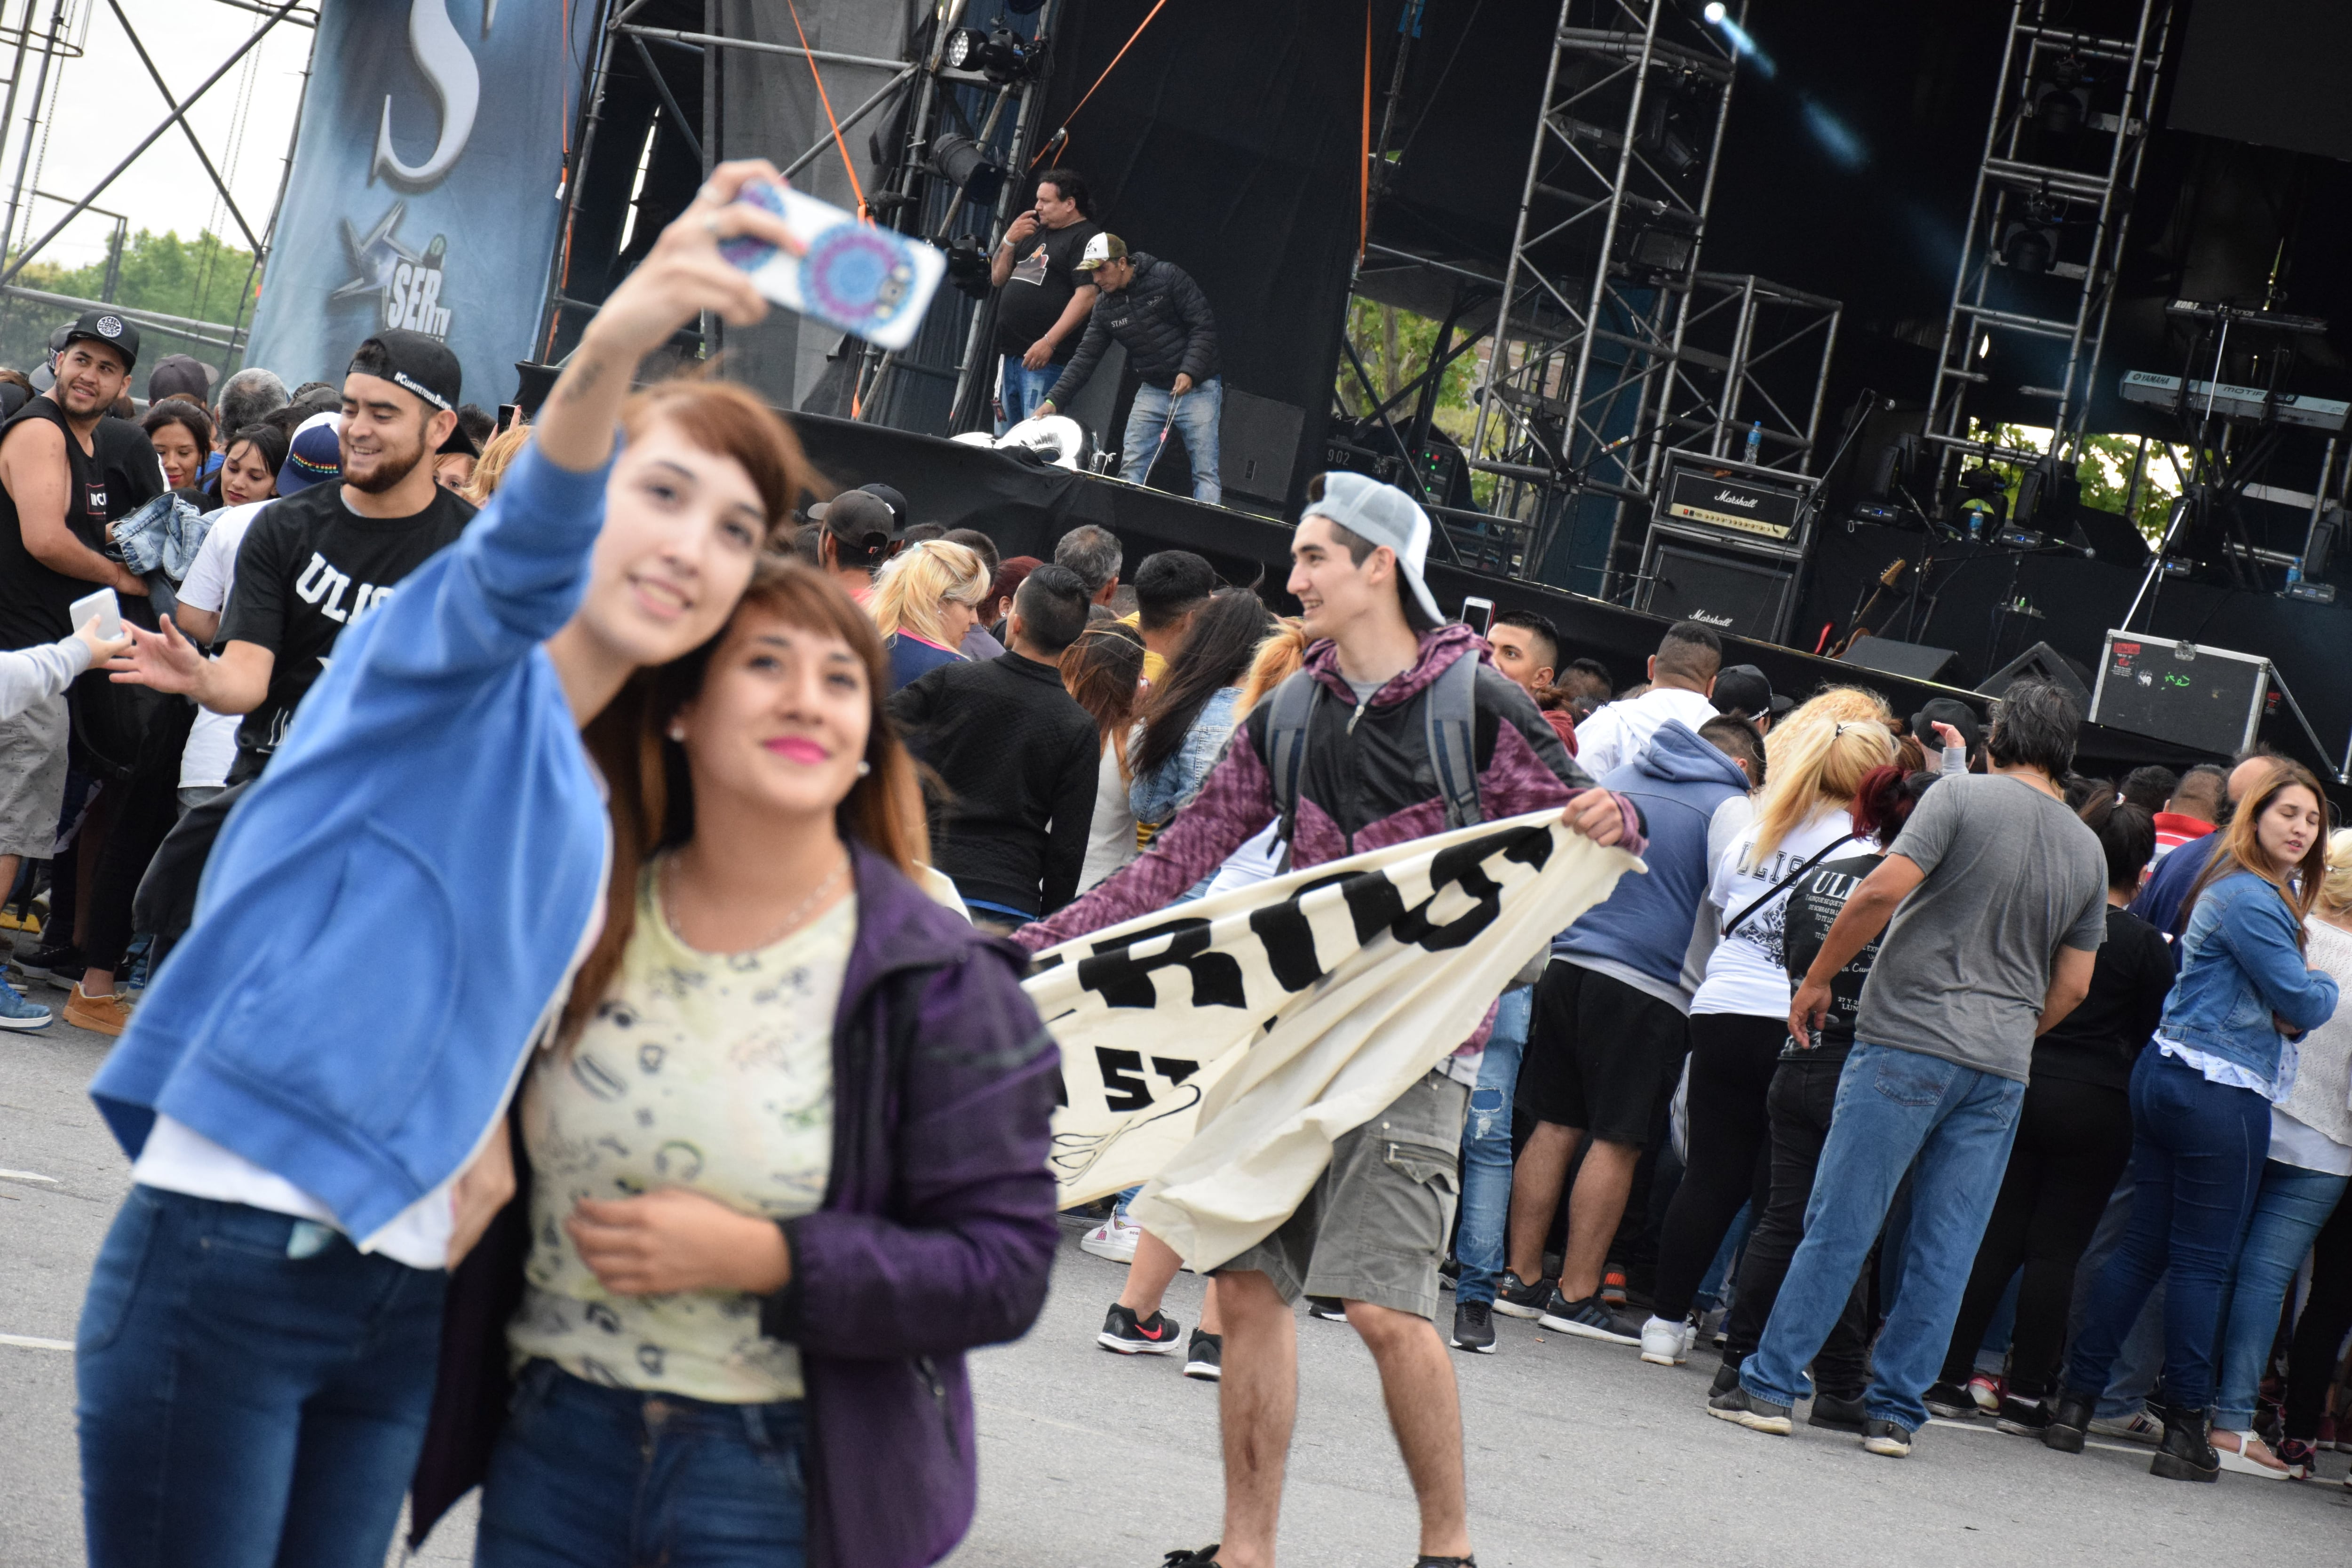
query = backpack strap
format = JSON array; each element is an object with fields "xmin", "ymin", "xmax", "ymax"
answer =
[
  {"xmin": 1425, "ymin": 652, "xmax": 1484, "ymax": 830},
  {"xmin": 1265, "ymin": 669, "xmax": 1320, "ymax": 868}
]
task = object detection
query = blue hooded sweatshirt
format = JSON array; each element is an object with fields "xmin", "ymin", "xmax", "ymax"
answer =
[
  {"xmin": 1553, "ymin": 719, "xmax": 1750, "ymax": 996},
  {"xmin": 90, "ymin": 440, "xmax": 615, "ymax": 1242}
]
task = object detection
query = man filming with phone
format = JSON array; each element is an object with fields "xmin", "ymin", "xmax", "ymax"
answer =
[
  {"xmin": 0, "ymin": 310, "xmax": 160, "ymax": 951},
  {"xmin": 989, "ymin": 168, "xmax": 1102, "ymax": 432}
]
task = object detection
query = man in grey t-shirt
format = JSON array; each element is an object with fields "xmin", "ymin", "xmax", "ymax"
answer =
[{"xmin": 1710, "ymin": 680, "xmax": 2102, "ymax": 1454}]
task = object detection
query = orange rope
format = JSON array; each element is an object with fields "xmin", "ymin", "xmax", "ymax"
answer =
[
  {"xmin": 784, "ymin": 0, "xmax": 870, "ymax": 220},
  {"xmin": 1030, "ymin": 0, "xmax": 1171, "ymax": 168},
  {"xmin": 1359, "ymin": 1, "xmax": 1372, "ymax": 261}
]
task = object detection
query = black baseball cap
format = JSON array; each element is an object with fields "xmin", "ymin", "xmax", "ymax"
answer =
[
  {"xmin": 811, "ymin": 489, "xmax": 900, "ymax": 549},
  {"xmin": 351, "ymin": 329, "xmax": 477, "ymax": 455},
  {"xmin": 1912, "ymin": 697, "xmax": 1982, "ymax": 754},
  {"xmin": 62, "ymin": 309, "xmax": 139, "ymax": 371},
  {"xmin": 1713, "ymin": 663, "xmax": 1789, "ymax": 720}
]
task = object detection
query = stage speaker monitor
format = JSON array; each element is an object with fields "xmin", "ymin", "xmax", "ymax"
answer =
[
  {"xmin": 1634, "ymin": 544, "xmax": 1796, "ymax": 644},
  {"xmin": 1215, "ymin": 387, "xmax": 1304, "ymax": 505},
  {"xmin": 1840, "ymin": 634, "xmax": 1962, "ymax": 686},
  {"xmin": 1976, "ymin": 640, "xmax": 2090, "ymax": 706},
  {"xmin": 2090, "ymin": 632, "xmax": 2271, "ymax": 757}
]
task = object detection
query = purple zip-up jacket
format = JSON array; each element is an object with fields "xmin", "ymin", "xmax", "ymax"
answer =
[{"xmin": 410, "ymin": 844, "xmax": 1060, "ymax": 1568}]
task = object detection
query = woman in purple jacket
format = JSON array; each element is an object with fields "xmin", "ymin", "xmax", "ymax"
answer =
[{"xmin": 418, "ymin": 562, "xmax": 1059, "ymax": 1568}]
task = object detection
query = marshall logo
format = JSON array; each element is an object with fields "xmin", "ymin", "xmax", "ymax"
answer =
[
  {"xmin": 1690, "ymin": 609, "xmax": 1736, "ymax": 627},
  {"xmin": 1712, "ymin": 488, "xmax": 1762, "ymax": 508}
]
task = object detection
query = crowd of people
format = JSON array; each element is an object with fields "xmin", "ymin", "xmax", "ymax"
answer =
[{"xmin": 0, "ymin": 159, "xmax": 2345, "ymax": 1568}]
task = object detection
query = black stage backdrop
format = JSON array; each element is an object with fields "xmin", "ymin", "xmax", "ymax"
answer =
[
  {"xmin": 795, "ymin": 416, "xmax": 2301, "ymax": 791},
  {"xmin": 1029, "ymin": 0, "xmax": 1367, "ymax": 517}
]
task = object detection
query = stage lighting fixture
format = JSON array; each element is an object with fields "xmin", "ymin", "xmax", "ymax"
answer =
[
  {"xmin": 1703, "ymin": 1, "xmax": 1726, "ymax": 22},
  {"xmin": 1956, "ymin": 464, "xmax": 2009, "ymax": 535},
  {"xmin": 941, "ymin": 24, "xmax": 1039, "ymax": 82},
  {"xmin": 1620, "ymin": 215, "xmax": 1700, "ymax": 286},
  {"xmin": 1998, "ymin": 195, "xmax": 2063, "ymax": 275},
  {"xmin": 930, "ymin": 134, "xmax": 1006, "ymax": 208},
  {"xmin": 945, "ymin": 237, "xmax": 993, "ymax": 300},
  {"xmin": 2032, "ymin": 55, "xmax": 2089, "ymax": 137}
]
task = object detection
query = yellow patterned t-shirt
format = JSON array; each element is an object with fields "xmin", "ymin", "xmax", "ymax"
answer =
[{"xmin": 508, "ymin": 870, "xmax": 851, "ymax": 1402}]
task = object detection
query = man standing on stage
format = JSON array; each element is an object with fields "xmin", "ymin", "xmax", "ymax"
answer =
[
  {"xmin": 1013, "ymin": 473, "xmax": 1639, "ymax": 1568},
  {"xmin": 1036, "ymin": 234, "xmax": 1224, "ymax": 503},
  {"xmin": 990, "ymin": 168, "xmax": 1103, "ymax": 433}
]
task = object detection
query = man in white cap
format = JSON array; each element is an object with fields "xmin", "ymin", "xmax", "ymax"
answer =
[
  {"xmin": 1035, "ymin": 232, "xmax": 1223, "ymax": 502},
  {"xmin": 1013, "ymin": 472, "xmax": 1642, "ymax": 1568}
]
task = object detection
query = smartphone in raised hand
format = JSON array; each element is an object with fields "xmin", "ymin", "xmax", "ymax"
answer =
[
  {"xmin": 69, "ymin": 586, "xmax": 120, "ymax": 641},
  {"xmin": 718, "ymin": 179, "xmax": 946, "ymax": 352}
]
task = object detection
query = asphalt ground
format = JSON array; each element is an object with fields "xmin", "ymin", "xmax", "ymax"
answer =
[{"xmin": 4, "ymin": 998, "xmax": 2348, "ymax": 1566}]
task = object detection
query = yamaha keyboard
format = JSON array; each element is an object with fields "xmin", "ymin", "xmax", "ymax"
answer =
[{"xmin": 2119, "ymin": 370, "xmax": 2349, "ymax": 431}]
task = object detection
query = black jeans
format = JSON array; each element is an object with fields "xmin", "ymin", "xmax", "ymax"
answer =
[
  {"xmin": 1653, "ymin": 1013, "xmax": 1785, "ymax": 1322},
  {"xmin": 1938, "ymin": 1074, "xmax": 2134, "ymax": 1397},
  {"xmin": 2283, "ymin": 1183, "xmax": 2352, "ymax": 1441},
  {"xmin": 1721, "ymin": 1048, "xmax": 1870, "ymax": 1399},
  {"xmin": 83, "ymin": 698, "xmax": 192, "ymax": 973}
]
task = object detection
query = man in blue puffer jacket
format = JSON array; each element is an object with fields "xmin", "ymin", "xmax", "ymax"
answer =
[{"xmin": 1499, "ymin": 717, "xmax": 1756, "ymax": 1339}]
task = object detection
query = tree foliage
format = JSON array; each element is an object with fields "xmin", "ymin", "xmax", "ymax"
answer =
[
  {"xmin": 1335, "ymin": 299, "xmax": 1475, "ymax": 423},
  {"xmin": 0, "ymin": 227, "xmax": 257, "ymax": 382}
]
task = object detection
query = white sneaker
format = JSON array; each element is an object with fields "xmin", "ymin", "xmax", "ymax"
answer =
[
  {"xmin": 1639, "ymin": 1313, "xmax": 1693, "ymax": 1366},
  {"xmin": 2088, "ymin": 1409, "xmax": 2162, "ymax": 1445},
  {"xmin": 1080, "ymin": 1213, "xmax": 1141, "ymax": 1263}
]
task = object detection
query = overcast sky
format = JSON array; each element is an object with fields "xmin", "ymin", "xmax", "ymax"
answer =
[{"xmin": 1, "ymin": 0, "xmax": 315, "ymax": 275}]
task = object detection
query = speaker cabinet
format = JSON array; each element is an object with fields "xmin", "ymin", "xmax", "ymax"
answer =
[
  {"xmin": 1840, "ymin": 634, "xmax": 1963, "ymax": 685},
  {"xmin": 1977, "ymin": 640, "xmax": 2091, "ymax": 705},
  {"xmin": 1635, "ymin": 543, "xmax": 1797, "ymax": 643}
]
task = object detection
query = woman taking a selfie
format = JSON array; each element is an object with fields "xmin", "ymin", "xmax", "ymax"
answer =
[
  {"xmin": 80, "ymin": 161, "xmax": 827, "ymax": 1568},
  {"xmin": 460, "ymin": 561, "xmax": 1058, "ymax": 1568},
  {"xmin": 2048, "ymin": 760, "xmax": 2339, "ymax": 1480}
]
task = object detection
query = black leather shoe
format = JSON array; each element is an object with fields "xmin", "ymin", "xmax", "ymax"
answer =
[
  {"xmin": 1808, "ymin": 1392, "xmax": 1868, "ymax": 1433},
  {"xmin": 2044, "ymin": 1389, "xmax": 2096, "ymax": 1454},
  {"xmin": 2150, "ymin": 1404, "xmax": 2220, "ymax": 1483}
]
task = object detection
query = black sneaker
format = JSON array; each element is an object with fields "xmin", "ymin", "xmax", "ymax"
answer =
[
  {"xmin": 1535, "ymin": 1289, "xmax": 1643, "ymax": 1345},
  {"xmin": 1709, "ymin": 1359, "xmax": 1743, "ymax": 1398},
  {"xmin": 1707, "ymin": 1383, "xmax": 1794, "ymax": 1435},
  {"xmin": 16, "ymin": 942, "xmax": 83, "ymax": 989},
  {"xmin": 1862, "ymin": 1417, "xmax": 1914, "ymax": 1457},
  {"xmin": 1808, "ymin": 1392, "xmax": 1868, "ymax": 1434},
  {"xmin": 1098, "ymin": 1303, "xmax": 1182, "ymax": 1354},
  {"xmin": 1492, "ymin": 1271, "xmax": 1553, "ymax": 1320},
  {"xmin": 1451, "ymin": 1299, "xmax": 1496, "ymax": 1354},
  {"xmin": 1184, "ymin": 1329, "xmax": 1223, "ymax": 1381},
  {"xmin": 1307, "ymin": 1296, "xmax": 1349, "ymax": 1322},
  {"xmin": 1994, "ymin": 1395, "xmax": 2051, "ymax": 1436},
  {"xmin": 1923, "ymin": 1379, "xmax": 1977, "ymax": 1420},
  {"xmin": 1161, "ymin": 1546, "xmax": 1223, "ymax": 1568}
]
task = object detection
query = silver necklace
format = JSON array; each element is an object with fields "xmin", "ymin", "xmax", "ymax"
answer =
[{"xmin": 661, "ymin": 852, "xmax": 850, "ymax": 954}]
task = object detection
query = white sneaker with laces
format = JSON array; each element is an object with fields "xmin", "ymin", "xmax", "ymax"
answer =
[
  {"xmin": 1639, "ymin": 1314, "xmax": 1693, "ymax": 1366},
  {"xmin": 1079, "ymin": 1213, "xmax": 1141, "ymax": 1263}
]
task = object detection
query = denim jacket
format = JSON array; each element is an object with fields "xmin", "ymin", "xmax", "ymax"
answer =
[
  {"xmin": 2156, "ymin": 869, "xmax": 2340, "ymax": 1087},
  {"xmin": 1130, "ymin": 685, "xmax": 1242, "ymax": 828}
]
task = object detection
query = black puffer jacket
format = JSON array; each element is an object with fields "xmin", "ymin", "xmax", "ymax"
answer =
[{"xmin": 1045, "ymin": 252, "xmax": 1218, "ymax": 405}]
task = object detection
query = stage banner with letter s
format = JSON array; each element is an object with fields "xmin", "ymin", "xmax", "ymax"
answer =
[{"xmin": 244, "ymin": 0, "xmax": 597, "ymax": 407}]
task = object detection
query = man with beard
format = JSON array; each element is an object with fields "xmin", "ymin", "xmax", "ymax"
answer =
[
  {"xmin": 112, "ymin": 330, "xmax": 479, "ymax": 784},
  {"xmin": 0, "ymin": 311, "xmax": 157, "ymax": 971}
]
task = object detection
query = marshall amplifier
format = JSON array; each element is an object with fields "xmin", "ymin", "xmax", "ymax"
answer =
[
  {"xmin": 1634, "ymin": 543, "xmax": 1798, "ymax": 644},
  {"xmin": 1656, "ymin": 453, "xmax": 1819, "ymax": 552}
]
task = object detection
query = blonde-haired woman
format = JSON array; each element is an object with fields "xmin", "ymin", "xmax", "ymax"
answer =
[
  {"xmin": 870, "ymin": 538, "xmax": 988, "ymax": 692},
  {"xmin": 1639, "ymin": 693, "xmax": 1896, "ymax": 1369}
]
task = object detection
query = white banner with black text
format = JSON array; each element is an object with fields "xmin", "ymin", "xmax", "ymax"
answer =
[{"xmin": 1027, "ymin": 809, "xmax": 1642, "ymax": 1272}]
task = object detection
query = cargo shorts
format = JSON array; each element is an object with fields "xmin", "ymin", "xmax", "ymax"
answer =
[
  {"xmin": 0, "ymin": 694, "xmax": 67, "ymax": 860},
  {"xmin": 1215, "ymin": 1067, "xmax": 1470, "ymax": 1322}
]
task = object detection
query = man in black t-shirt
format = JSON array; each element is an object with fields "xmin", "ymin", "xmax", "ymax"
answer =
[
  {"xmin": 0, "ymin": 311, "xmax": 156, "ymax": 915},
  {"xmin": 988, "ymin": 168, "xmax": 1101, "ymax": 432},
  {"xmin": 111, "ymin": 329, "xmax": 479, "ymax": 783}
]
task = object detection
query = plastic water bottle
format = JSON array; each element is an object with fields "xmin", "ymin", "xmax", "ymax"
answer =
[{"xmin": 1745, "ymin": 421, "xmax": 1763, "ymax": 465}]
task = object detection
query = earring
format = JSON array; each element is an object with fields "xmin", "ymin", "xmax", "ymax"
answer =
[
  {"xmin": 856, "ymin": 760, "xmax": 872, "ymax": 777},
  {"xmin": 667, "ymin": 722, "xmax": 687, "ymax": 742}
]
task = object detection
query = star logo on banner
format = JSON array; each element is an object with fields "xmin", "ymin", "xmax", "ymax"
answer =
[{"xmin": 332, "ymin": 202, "xmax": 421, "ymax": 305}]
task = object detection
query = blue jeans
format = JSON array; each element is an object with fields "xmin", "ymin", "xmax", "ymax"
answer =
[
  {"xmin": 477, "ymin": 1360, "xmax": 807, "ymax": 1568},
  {"xmin": 2069, "ymin": 1165, "xmax": 2168, "ymax": 1419},
  {"xmin": 75, "ymin": 1186, "xmax": 447, "ymax": 1568},
  {"xmin": 996, "ymin": 353, "xmax": 1060, "ymax": 434},
  {"xmin": 1455, "ymin": 984, "xmax": 1531, "ymax": 1306},
  {"xmin": 2214, "ymin": 1158, "xmax": 2349, "ymax": 1428},
  {"xmin": 1122, "ymin": 376, "xmax": 1223, "ymax": 502},
  {"xmin": 1742, "ymin": 1042, "xmax": 2026, "ymax": 1433},
  {"xmin": 2065, "ymin": 1048, "xmax": 2270, "ymax": 1413}
]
